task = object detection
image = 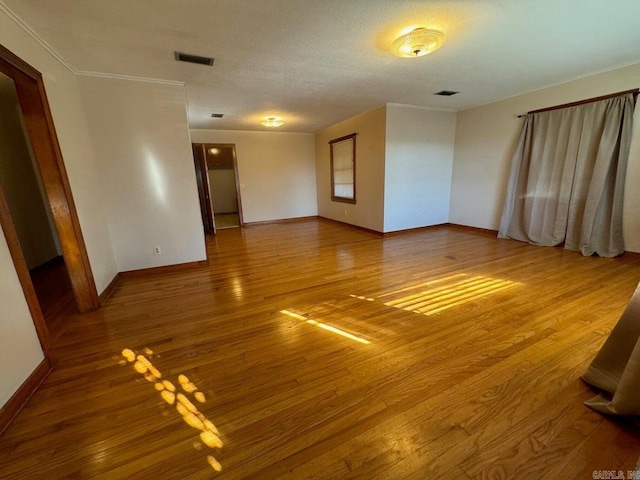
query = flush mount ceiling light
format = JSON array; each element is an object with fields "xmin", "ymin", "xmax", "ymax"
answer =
[
  {"xmin": 260, "ymin": 116, "xmax": 284, "ymax": 127},
  {"xmin": 391, "ymin": 28, "xmax": 446, "ymax": 58}
]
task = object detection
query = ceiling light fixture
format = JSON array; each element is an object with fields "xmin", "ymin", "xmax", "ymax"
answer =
[
  {"xmin": 260, "ymin": 116, "xmax": 284, "ymax": 127},
  {"xmin": 390, "ymin": 28, "xmax": 446, "ymax": 58}
]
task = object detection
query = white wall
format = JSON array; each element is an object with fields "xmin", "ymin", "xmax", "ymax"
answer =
[
  {"xmin": 384, "ymin": 105, "xmax": 456, "ymax": 232},
  {"xmin": 190, "ymin": 130, "xmax": 317, "ymax": 223},
  {"xmin": 315, "ymin": 107, "xmax": 386, "ymax": 232},
  {"xmin": 0, "ymin": 12, "xmax": 117, "ymax": 294},
  {"xmin": 451, "ymin": 62, "xmax": 640, "ymax": 252},
  {"xmin": 78, "ymin": 76, "xmax": 206, "ymax": 272},
  {"xmin": 50, "ymin": 78, "xmax": 118, "ymax": 293},
  {"xmin": 209, "ymin": 168, "xmax": 238, "ymax": 214},
  {"xmin": 0, "ymin": 74, "xmax": 59, "ymax": 269},
  {"xmin": 0, "ymin": 5, "xmax": 118, "ymax": 410},
  {"xmin": 0, "ymin": 223, "xmax": 45, "ymax": 408}
]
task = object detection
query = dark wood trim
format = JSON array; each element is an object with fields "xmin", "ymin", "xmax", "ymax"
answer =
[
  {"xmin": 202, "ymin": 142, "xmax": 236, "ymax": 167},
  {"xmin": 192, "ymin": 144, "xmax": 216, "ymax": 234},
  {"xmin": 0, "ymin": 358, "xmax": 52, "ymax": 436},
  {"xmin": 199, "ymin": 143, "xmax": 244, "ymax": 227},
  {"xmin": 445, "ymin": 223, "xmax": 499, "ymax": 237},
  {"xmin": 528, "ymin": 88, "xmax": 640, "ymax": 115},
  {"xmin": 317, "ymin": 216, "xmax": 382, "ymax": 236},
  {"xmin": 381, "ymin": 222, "xmax": 499, "ymax": 237},
  {"xmin": 230, "ymin": 145, "xmax": 244, "ymax": 227},
  {"xmin": 0, "ymin": 42, "xmax": 41, "ymax": 79},
  {"xmin": 36, "ymin": 71, "xmax": 100, "ymax": 312},
  {"xmin": 0, "ymin": 43, "xmax": 99, "ymax": 313},
  {"xmin": 244, "ymin": 215, "xmax": 319, "ymax": 227},
  {"xmin": 330, "ymin": 133, "xmax": 357, "ymax": 204},
  {"xmin": 331, "ymin": 196, "xmax": 357, "ymax": 205},
  {"xmin": 0, "ymin": 186, "xmax": 55, "ymax": 361},
  {"xmin": 328, "ymin": 132, "xmax": 358, "ymax": 145},
  {"xmin": 623, "ymin": 251, "xmax": 640, "ymax": 261},
  {"xmin": 382, "ymin": 223, "xmax": 451, "ymax": 237},
  {"xmin": 120, "ymin": 259, "xmax": 209, "ymax": 279},
  {"xmin": 98, "ymin": 272, "xmax": 121, "ymax": 304},
  {"xmin": 246, "ymin": 215, "xmax": 382, "ymax": 237}
]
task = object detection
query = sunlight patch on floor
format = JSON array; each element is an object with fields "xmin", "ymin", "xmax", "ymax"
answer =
[
  {"xmin": 280, "ymin": 309, "xmax": 372, "ymax": 345},
  {"xmin": 120, "ymin": 348, "xmax": 223, "ymax": 473},
  {"xmin": 351, "ymin": 273, "xmax": 521, "ymax": 316}
]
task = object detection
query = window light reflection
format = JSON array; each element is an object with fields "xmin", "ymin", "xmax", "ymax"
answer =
[
  {"xmin": 377, "ymin": 274, "xmax": 469, "ymax": 298},
  {"xmin": 144, "ymin": 150, "xmax": 167, "ymax": 206},
  {"xmin": 280, "ymin": 310, "xmax": 371, "ymax": 345},
  {"xmin": 231, "ymin": 277, "xmax": 244, "ymax": 298},
  {"xmin": 120, "ymin": 348, "xmax": 222, "ymax": 472},
  {"xmin": 352, "ymin": 274, "xmax": 520, "ymax": 316}
]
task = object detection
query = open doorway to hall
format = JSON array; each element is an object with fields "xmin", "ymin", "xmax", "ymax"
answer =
[
  {"xmin": 0, "ymin": 44, "xmax": 100, "ymax": 368},
  {"xmin": 192, "ymin": 143, "xmax": 243, "ymax": 232},
  {"xmin": 0, "ymin": 72, "xmax": 73, "ymax": 333}
]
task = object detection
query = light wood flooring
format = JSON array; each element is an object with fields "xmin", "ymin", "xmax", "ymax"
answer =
[{"xmin": 2, "ymin": 219, "xmax": 640, "ymax": 479}]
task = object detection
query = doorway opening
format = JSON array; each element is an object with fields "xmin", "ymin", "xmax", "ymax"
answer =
[
  {"xmin": 0, "ymin": 71, "xmax": 73, "ymax": 332},
  {"xmin": 0, "ymin": 44, "xmax": 100, "ymax": 361},
  {"xmin": 192, "ymin": 143, "xmax": 243, "ymax": 233}
]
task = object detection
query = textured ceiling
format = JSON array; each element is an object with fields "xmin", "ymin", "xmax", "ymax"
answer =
[{"xmin": 3, "ymin": 0, "xmax": 640, "ymax": 133}]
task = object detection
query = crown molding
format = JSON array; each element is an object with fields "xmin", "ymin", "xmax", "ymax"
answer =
[
  {"xmin": 463, "ymin": 59, "xmax": 640, "ymax": 112},
  {"xmin": 386, "ymin": 102, "xmax": 457, "ymax": 113},
  {"xmin": 76, "ymin": 70, "xmax": 185, "ymax": 86},
  {"xmin": 0, "ymin": 0, "xmax": 77, "ymax": 73},
  {"xmin": 1, "ymin": 2, "xmax": 184, "ymax": 87}
]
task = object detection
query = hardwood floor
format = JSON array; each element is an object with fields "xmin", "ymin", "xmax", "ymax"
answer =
[
  {"xmin": 30, "ymin": 255, "xmax": 75, "ymax": 338},
  {"xmin": 2, "ymin": 219, "xmax": 640, "ymax": 479}
]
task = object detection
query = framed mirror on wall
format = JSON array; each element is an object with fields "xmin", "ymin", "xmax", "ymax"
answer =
[{"xmin": 330, "ymin": 132, "xmax": 356, "ymax": 204}]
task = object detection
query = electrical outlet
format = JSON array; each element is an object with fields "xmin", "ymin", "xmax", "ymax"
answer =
[
  {"xmin": 418, "ymin": 213, "xmax": 423, "ymax": 219},
  {"xmin": 344, "ymin": 210, "xmax": 348, "ymax": 216},
  {"xmin": 153, "ymin": 246, "xmax": 161, "ymax": 255}
]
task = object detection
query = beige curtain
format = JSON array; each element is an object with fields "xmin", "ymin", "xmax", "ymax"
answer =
[
  {"xmin": 498, "ymin": 93, "xmax": 636, "ymax": 257},
  {"xmin": 582, "ymin": 280, "xmax": 640, "ymax": 415}
]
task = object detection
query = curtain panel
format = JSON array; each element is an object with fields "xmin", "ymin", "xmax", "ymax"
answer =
[{"xmin": 498, "ymin": 93, "xmax": 636, "ymax": 257}]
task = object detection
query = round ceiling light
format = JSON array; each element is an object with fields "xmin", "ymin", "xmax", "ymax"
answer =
[
  {"xmin": 390, "ymin": 28, "xmax": 446, "ymax": 58},
  {"xmin": 260, "ymin": 116, "xmax": 284, "ymax": 127}
]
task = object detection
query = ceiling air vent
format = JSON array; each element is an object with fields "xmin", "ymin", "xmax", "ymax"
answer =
[
  {"xmin": 211, "ymin": 113, "xmax": 224, "ymax": 118},
  {"xmin": 174, "ymin": 52, "xmax": 214, "ymax": 66},
  {"xmin": 434, "ymin": 90, "xmax": 459, "ymax": 96}
]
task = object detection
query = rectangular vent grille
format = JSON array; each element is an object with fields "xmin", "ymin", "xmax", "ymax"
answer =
[
  {"xmin": 211, "ymin": 113, "xmax": 224, "ymax": 118},
  {"xmin": 434, "ymin": 90, "xmax": 459, "ymax": 96},
  {"xmin": 174, "ymin": 52, "xmax": 214, "ymax": 66}
]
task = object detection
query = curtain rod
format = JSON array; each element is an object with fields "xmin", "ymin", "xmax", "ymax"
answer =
[{"xmin": 517, "ymin": 88, "xmax": 639, "ymax": 118}]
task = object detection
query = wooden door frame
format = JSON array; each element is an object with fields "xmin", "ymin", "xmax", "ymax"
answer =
[
  {"xmin": 201, "ymin": 142, "xmax": 244, "ymax": 226},
  {"xmin": 192, "ymin": 143, "xmax": 216, "ymax": 234},
  {"xmin": 227, "ymin": 143, "xmax": 244, "ymax": 226},
  {"xmin": 0, "ymin": 44, "xmax": 99, "ymax": 321}
]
